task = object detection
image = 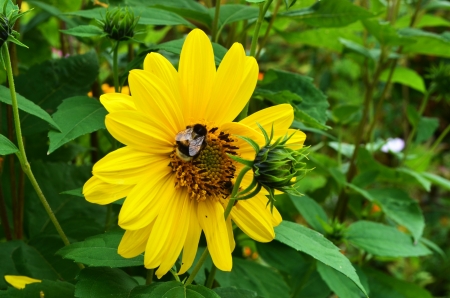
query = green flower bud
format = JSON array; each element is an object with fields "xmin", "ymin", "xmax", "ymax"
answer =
[
  {"xmin": 0, "ymin": 14, "xmax": 12, "ymax": 48},
  {"xmin": 427, "ymin": 62, "xmax": 450, "ymax": 101},
  {"xmin": 101, "ymin": 7, "xmax": 139, "ymax": 41},
  {"xmin": 230, "ymin": 124, "xmax": 310, "ymax": 210}
]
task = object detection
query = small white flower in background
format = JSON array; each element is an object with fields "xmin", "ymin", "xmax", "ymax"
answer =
[{"xmin": 381, "ymin": 138, "xmax": 405, "ymax": 153}]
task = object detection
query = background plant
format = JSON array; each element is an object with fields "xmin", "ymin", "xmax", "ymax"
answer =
[{"xmin": 0, "ymin": 0, "xmax": 449, "ymax": 297}]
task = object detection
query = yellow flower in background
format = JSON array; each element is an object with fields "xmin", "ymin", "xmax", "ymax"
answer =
[
  {"xmin": 101, "ymin": 83, "xmax": 130, "ymax": 95},
  {"xmin": 83, "ymin": 29, "xmax": 306, "ymax": 278},
  {"xmin": 4, "ymin": 275, "xmax": 41, "ymax": 289}
]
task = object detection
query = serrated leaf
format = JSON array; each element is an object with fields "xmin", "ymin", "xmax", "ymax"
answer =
[
  {"xmin": 0, "ymin": 85, "xmax": 60, "ymax": 131},
  {"xmin": 57, "ymin": 230, "xmax": 144, "ymax": 267},
  {"xmin": 346, "ymin": 221, "xmax": 431, "ymax": 257},
  {"xmin": 317, "ymin": 262, "xmax": 367, "ymax": 298},
  {"xmin": 280, "ymin": 0, "xmax": 373, "ymax": 28},
  {"xmin": 362, "ymin": 19, "xmax": 416, "ymax": 46},
  {"xmin": 289, "ymin": 194, "xmax": 328, "ymax": 233},
  {"xmin": 255, "ymin": 69, "xmax": 329, "ymax": 130},
  {"xmin": 48, "ymin": 96, "xmax": 107, "ymax": 154},
  {"xmin": 379, "ymin": 67, "xmax": 426, "ymax": 93},
  {"xmin": 0, "ymin": 134, "xmax": 18, "ymax": 155},
  {"xmin": 60, "ymin": 25, "xmax": 104, "ymax": 37},
  {"xmin": 274, "ymin": 221, "xmax": 367, "ymax": 296},
  {"xmin": 15, "ymin": 52, "xmax": 99, "ymax": 135},
  {"xmin": 0, "ymin": 280, "xmax": 74, "ymax": 298}
]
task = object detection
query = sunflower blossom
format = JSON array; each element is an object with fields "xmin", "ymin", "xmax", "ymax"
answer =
[{"xmin": 83, "ymin": 29, "xmax": 306, "ymax": 278}]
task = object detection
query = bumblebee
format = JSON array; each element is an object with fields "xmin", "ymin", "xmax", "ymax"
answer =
[{"xmin": 175, "ymin": 124, "xmax": 207, "ymax": 161}]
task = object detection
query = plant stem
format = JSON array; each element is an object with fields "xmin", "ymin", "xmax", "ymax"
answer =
[
  {"xmin": 256, "ymin": 0, "xmax": 281, "ymax": 59},
  {"xmin": 184, "ymin": 166, "xmax": 251, "ymax": 286},
  {"xmin": 185, "ymin": 247, "xmax": 210, "ymax": 286},
  {"xmin": 236, "ymin": 0, "xmax": 272, "ymax": 121},
  {"xmin": 146, "ymin": 268, "xmax": 154, "ymax": 285},
  {"xmin": 0, "ymin": 181, "xmax": 12, "ymax": 240},
  {"xmin": 211, "ymin": 0, "xmax": 222, "ymax": 43},
  {"xmin": 2, "ymin": 44, "xmax": 76, "ymax": 257},
  {"xmin": 430, "ymin": 123, "xmax": 450, "ymax": 154},
  {"xmin": 205, "ymin": 263, "xmax": 217, "ymax": 288},
  {"xmin": 113, "ymin": 41, "xmax": 120, "ymax": 93}
]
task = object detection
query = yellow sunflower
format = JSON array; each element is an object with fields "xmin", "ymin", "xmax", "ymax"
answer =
[{"xmin": 83, "ymin": 29, "xmax": 306, "ymax": 278}]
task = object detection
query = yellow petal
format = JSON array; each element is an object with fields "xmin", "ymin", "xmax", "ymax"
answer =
[
  {"xmin": 285, "ymin": 129, "xmax": 307, "ymax": 149},
  {"xmin": 144, "ymin": 188, "xmax": 187, "ymax": 269},
  {"xmin": 105, "ymin": 111, "xmax": 173, "ymax": 154},
  {"xmin": 143, "ymin": 52, "xmax": 182, "ymax": 109},
  {"xmin": 179, "ymin": 29, "xmax": 215, "ymax": 122},
  {"xmin": 83, "ymin": 176, "xmax": 134, "ymax": 204},
  {"xmin": 100, "ymin": 93, "xmax": 135, "ymax": 113},
  {"xmin": 231, "ymin": 195, "xmax": 275, "ymax": 242},
  {"xmin": 226, "ymin": 216, "xmax": 235, "ymax": 252},
  {"xmin": 178, "ymin": 200, "xmax": 202, "ymax": 275},
  {"xmin": 118, "ymin": 222, "xmax": 154, "ymax": 258},
  {"xmin": 93, "ymin": 146, "xmax": 168, "ymax": 185},
  {"xmin": 197, "ymin": 200, "xmax": 232, "ymax": 271},
  {"xmin": 253, "ymin": 192, "xmax": 283, "ymax": 226},
  {"xmin": 119, "ymin": 172, "xmax": 173, "ymax": 230},
  {"xmin": 129, "ymin": 70, "xmax": 184, "ymax": 135},
  {"xmin": 4, "ymin": 275, "xmax": 41, "ymax": 289},
  {"xmin": 220, "ymin": 121, "xmax": 265, "ymax": 161},
  {"xmin": 239, "ymin": 104, "xmax": 294, "ymax": 135},
  {"xmin": 206, "ymin": 43, "xmax": 245, "ymax": 124},
  {"xmin": 155, "ymin": 191, "xmax": 191, "ymax": 278}
]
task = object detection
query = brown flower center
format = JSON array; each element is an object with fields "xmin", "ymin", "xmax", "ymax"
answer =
[{"xmin": 170, "ymin": 126, "xmax": 238, "ymax": 201}]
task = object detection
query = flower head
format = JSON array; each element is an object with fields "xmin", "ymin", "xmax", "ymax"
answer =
[
  {"xmin": 83, "ymin": 29, "xmax": 306, "ymax": 278},
  {"xmin": 0, "ymin": 0, "xmax": 29, "ymax": 49},
  {"xmin": 100, "ymin": 7, "xmax": 139, "ymax": 41}
]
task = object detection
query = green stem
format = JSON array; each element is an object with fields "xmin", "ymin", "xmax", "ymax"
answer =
[
  {"xmin": 184, "ymin": 166, "xmax": 251, "ymax": 286},
  {"xmin": 185, "ymin": 247, "xmax": 210, "ymax": 286},
  {"xmin": 205, "ymin": 264, "xmax": 217, "ymax": 288},
  {"xmin": 113, "ymin": 41, "xmax": 120, "ymax": 93},
  {"xmin": 2, "ymin": 44, "xmax": 79, "ymax": 264},
  {"xmin": 237, "ymin": 0, "xmax": 273, "ymax": 121},
  {"xmin": 211, "ymin": 0, "xmax": 222, "ymax": 43},
  {"xmin": 146, "ymin": 268, "xmax": 154, "ymax": 285},
  {"xmin": 429, "ymin": 123, "xmax": 450, "ymax": 154},
  {"xmin": 256, "ymin": 0, "xmax": 281, "ymax": 59}
]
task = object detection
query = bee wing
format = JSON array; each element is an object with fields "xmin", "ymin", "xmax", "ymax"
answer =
[
  {"xmin": 189, "ymin": 136, "xmax": 205, "ymax": 156},
  {"xmin": 176, "ymin": 127, "xmax": 193, "ymax": 141}
]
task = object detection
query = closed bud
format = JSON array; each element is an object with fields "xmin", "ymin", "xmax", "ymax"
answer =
[
  {"xmin": 427, "ymin": 62, "xmax": 450, "ymax": 101},
  {"xmin": 102, "ymin": 7, "xmax": 139, "ymax": 41},
  {"xmin": 0, "ymin": 14, "xmax": 12, "ymax": 48}
]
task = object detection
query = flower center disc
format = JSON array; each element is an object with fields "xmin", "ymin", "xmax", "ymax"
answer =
[{"xmin": 170, "ymin": 127, "xmax": 238, "ymax": 201}]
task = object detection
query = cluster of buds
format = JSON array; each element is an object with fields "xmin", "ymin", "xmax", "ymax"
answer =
[
  {"xmin": 231, "ymin": 125, "xmax": 309, "ymax": 210},
  {"xmin": 0, "ymin": 0, "xmax": 28, "ymax": 49},
  {"xmin": 98, "ymin": 7, "xmax": 139, "ymax": 41}
]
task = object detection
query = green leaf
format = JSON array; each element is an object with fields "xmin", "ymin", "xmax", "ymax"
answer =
[
  {"xmin": 346, "ymin": 221, "xmax": 431, "ymax": 257},
  {"xmin": 0, "ymin": 241, "xmax": 22, "ymax": 288},
  {"xmin": 274, "ymin": 221, "xmax": 367, "ymax": 296},
  {"xmin": 317, "ymin": 262, "xmax": 367, "ymax": 298},
  {"xmin": 339, "ymin": 38, "xmax": 376, "ymax": 60},
  {"xmin": 362, "ymin": 19, "xmax": 415, "ymax": 46},
  {"xmin": 47, "ymin": 96, "xmax": 107, "ymax": 154},
  {"xmin": 27, "ymin": 0, "xmax": 77, "ymax": 27},
  {"xmin": 57, "ymin": 230, "xmax": 144, "ymax": 267},
  {"xmin": 280, "ymin": 0, "xmax": 373, "ymax": 28},
  {"xmin": 0, "ymin": 134, "xmax": 18, "ymax": 155},
  {"xmin": 363, "ymin": 268, "xmax": 433, "ymax": 298},
  {"xmin": 215, "ymin": 258, "xmax": 290, "ymax": 298},
  {"xmin": 415, "ymin": 117, "xmax": 439, "ymax": 143},
  {"xmin": 246, "ymin": 0, "xmax": 265, "ymax": 3},
  {"xmin": 0, "ymin": 280, "xmax": 75, "ymax": 298},
  {"xmin": 15, "ymin": 52, "xmax": 99, "ymax": 135},
  {"xmin": 331, "ymin": 104, "xmax": 362, "ymax": 124},
  {"xmin": 255, "ymin": 69, "xmax": 329, "ymax": 130},
  {"xmin": 401, "ymin": 28, "xmax": 450, "ymax": 57},
  {"xmin": 60, "ymin": 187, "xmax": 83, "ymax": 197},
  {"xmin": 395, "ymin": 168, "xmax": 431, "ymax": 192},
  {"xmin": 396, "ymin": 14, "xmax": 450, "ymax": 29},
  {"xmin": 213, "ymin": 287, "xmax": 258, "ymax": 298},
  {"xmin": 60, "ymin": 25, "xmax": 104, "ymax": 37},
  {"xmin": 128, "ymin": 281, "xmax": 220, "ymax": 298},
  {"xmin": 0, "ymin": 85, "xmax": 60, "ymax": 131},
  {"xmin": 214, "ymin": 5, "xmax": 259, "ymax": 34},
  {"xmin": 75, "ymin": 267, "xmax": 139, "ymax": 297},
  {"xmin": 424, "ymin": 0, "xmax": 450, "ymax": 10},
  {"xmin": 379, "ymin": 67, "xmax": 426, "ymax": 93},
  {"xmin": 367, "ymin": 188, "xmax": 425, "ymax": 242},
  {"xmin": 289, "ymin": 194, "xmax": 328, "ymax": 233},
  {"xmin": 420, "ymin": 172, "xmax": 450, "ymax": 191},
  {"xmin": 256, "ymin": 241, "xmax": 306, "ymax": 273}
]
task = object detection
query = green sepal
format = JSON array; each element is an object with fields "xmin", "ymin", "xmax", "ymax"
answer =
[
  {"xmin": 7, "ymin": 35, "xmax": 27, "ymax": 48},
  {"xmin": 227, "ymin": 154, "xmax": 254, "ymax": 168},
  {"xmin": 235, "ymin": 135, "xmax": 260, "ymax": 155}
]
